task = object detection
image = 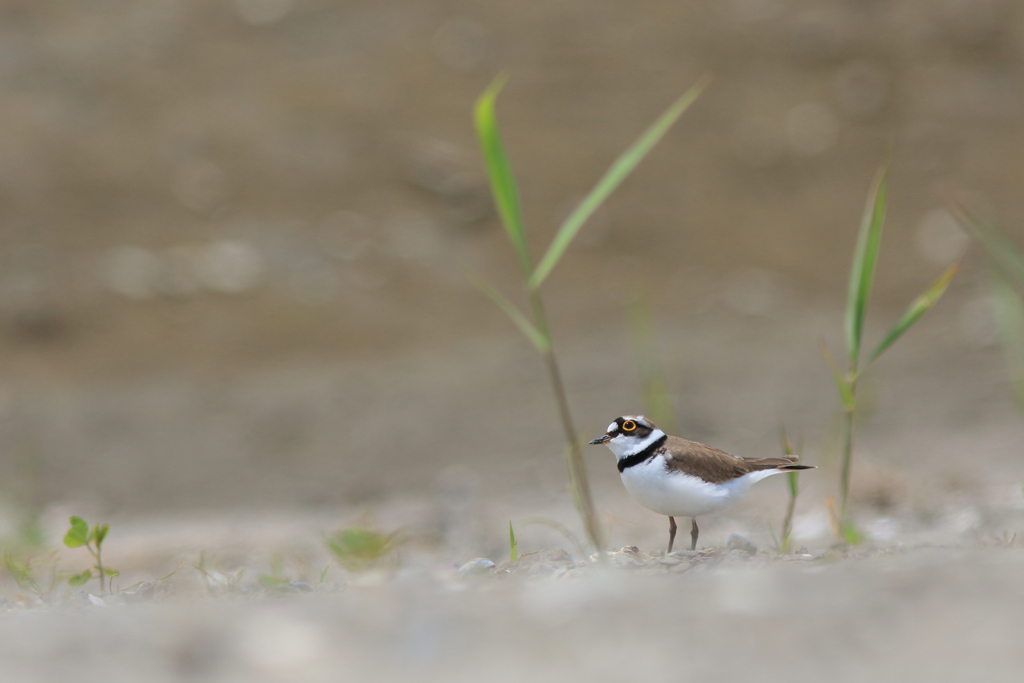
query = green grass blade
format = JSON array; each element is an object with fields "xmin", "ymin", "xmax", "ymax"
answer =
[
  {"xmin": 865, "ymin": 262, "xmax": 959, "ymax": 365},
  {"xmin": 844, "ymin": 166, "xmax": 887, "ymax": 371},
  {"xmin": 474, "ymin": 75, "xmax": 533, "ymax": 279},
  {"xmin": 990, "ymin": 267, "xmax": 1024, "ymax": 410},
  {"xmin": 786, "ymin": 470, "xmax": 798, "ymax": 499},
  {"xmin": 528, "ymin": 75, "xmax": 711, "ymax": 289},
  {"xmin": 820, "ymin": 340, "xmax": 855, "ymax": 411},
  {"xmin": 471, "ymin": 275, "xmax": 550, "ymax": 352},
  {"xmin": 508, "ymin": 521, "xmax": 518, "ymax": 562}
]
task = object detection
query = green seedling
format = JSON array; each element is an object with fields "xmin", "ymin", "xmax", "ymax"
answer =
[
  {"xmin": 508, "ymin": 521, "xmax": 518, "ymax": 562},
  {"xmin": 825, "ymin": 167, "xmax": 959, "ymax": 538},
  {"xmin": 325, "ymin": 528, "xmax": 397, "ymax": 571},
  {"xmin": 2, "ymin": 550, "xmax": 63, "ymax": 601},
  {"xmin": 62, "ymin": 516, "xmax": 118, "ymax": 594},
  {"xmin": 473, "ymin": 75, "xmax": 710, "ymax": 553},
  {"xmin": 258, "ymin": 553, "xmax": 291, "ymax": 590}
]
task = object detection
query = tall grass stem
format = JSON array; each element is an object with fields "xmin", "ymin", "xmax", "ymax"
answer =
[
  {"xmin": 473, "ymin": 76, "xmax": 707, "ymax": 554},
  {"xmin": 830, "ymin": 167, "xmax": 957, "ymax": 534}
]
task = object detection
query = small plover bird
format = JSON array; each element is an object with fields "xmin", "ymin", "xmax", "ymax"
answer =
[{"xmin": 590, "ymin": 415, "xmax": 814, "ymax": 552}]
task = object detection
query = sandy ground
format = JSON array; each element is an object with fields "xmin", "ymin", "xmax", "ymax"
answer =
[
  {"xmin": 3, "ymin": 534, "xmax": 1024, "ymax": 682},
  {"xmin": 2, "ymin": 272, "xmax": 1024, "ymax": 682},
  {"xmin": 2, "ymin": 294, "xmax": 1024, "ymax": 680}
]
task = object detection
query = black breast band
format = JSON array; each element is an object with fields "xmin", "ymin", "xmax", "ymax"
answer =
[{"xmin": 617, "ymin": 435, "xmax": 667, "ymax": 472}]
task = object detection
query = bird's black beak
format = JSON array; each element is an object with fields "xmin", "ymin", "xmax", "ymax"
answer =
[{"xmin": 589, "ymin": 434, "xmax": 611, "ymax": 445}]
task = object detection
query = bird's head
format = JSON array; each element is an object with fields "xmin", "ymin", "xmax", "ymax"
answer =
[{"xmin": 589, "ymin": 415, "xmax": 664, "ymax": 459}]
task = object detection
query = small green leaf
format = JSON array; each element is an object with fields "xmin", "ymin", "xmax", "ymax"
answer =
[
  {"xmin": 509, "ymin": 521, "xmax": 518, "ymax": 563},
  {"xmin": 63, "ymin": 517, "xmax": 89, "ymax": 549},
  {"xmin": 325, "ymin": 528, "xmax": 397, "ymax": 571},
  {"xmin": 845, "ymin": 166, "xmax": 887, "ymax": 371},
  {"xmin": 841, "ymin": 521, "xmax": 864, "ymax": 546},
  {"xmin": 529, "ymin": 75, "xmax": 711, "ymax": 289},
  {"xmin": 820, "ymin": 340, "xmax": 855, "ymax": 411},
  {"xmin": 102, "ymin": 567, "xmax": 119, "ymax": 577},
  {"xmin": 67, "ymin": 569, "xmax": 92, "ymax": 586},
  {"xmin": 471, "ymin": 275, "xmax": 550, "ymax": 353},
  {"xmin": 865, "ymin": 262, "xmax": 959, "ymax": 365},
  {"xmin": 474, "ymin": 75, "xmax": 533, "ymax": 281},
  {"xmin": 93, "ymin": 524, "xmax": 109, "ymax": 547}
]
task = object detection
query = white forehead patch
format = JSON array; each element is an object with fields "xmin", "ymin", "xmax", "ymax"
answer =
[{"xmin": 607, "ymin": 421, "xmax": 618, "ymax": 433}]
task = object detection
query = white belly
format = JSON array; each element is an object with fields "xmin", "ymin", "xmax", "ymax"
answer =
[{"xmin": 620, "ymin": 457, "xmax": 783, "ymax": 518}]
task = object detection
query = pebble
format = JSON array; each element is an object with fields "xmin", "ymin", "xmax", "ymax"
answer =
[
  {"xmin": 457, "ymin": 558, "xmax": 496, "ymax": 575},
  {"xmin": 726, "ymin": 534, "xmax": 759, "ymax": 556}
]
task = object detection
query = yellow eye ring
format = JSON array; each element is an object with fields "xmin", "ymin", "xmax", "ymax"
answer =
[{"xmin": 621, "ymin": 420, "xmax": 637, "ymax": 431}]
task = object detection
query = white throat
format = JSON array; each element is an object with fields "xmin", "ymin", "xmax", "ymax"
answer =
[{"xmin": 606, "ymin": 429, "xmax": 666, "ymax": 461}]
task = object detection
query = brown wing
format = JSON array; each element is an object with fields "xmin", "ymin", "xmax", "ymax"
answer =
[
  {"xmin": 661, "ymin": 436, "xmax": 805, "ymax": 484},
  {"xmin": 661, "ymin": 437, "xmax": 751, "ymax": 483}
]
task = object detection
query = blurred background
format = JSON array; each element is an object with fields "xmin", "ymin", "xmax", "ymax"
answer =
[{"xmin": 0, "ymin": 0, "xmax": 1022, "ymax": 551}]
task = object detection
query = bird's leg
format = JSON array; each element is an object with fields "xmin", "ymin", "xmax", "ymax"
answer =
[
  {"xmin": 690, "ymin": 518, "xmax": 699, "ymax": 551},
  {"xmin": 668, "ymin": 516, "xmax": 677, "ymax": 553}
]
